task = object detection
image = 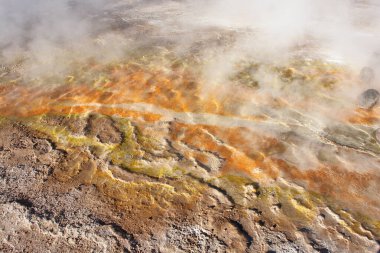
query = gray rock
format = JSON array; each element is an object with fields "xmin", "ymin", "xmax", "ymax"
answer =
[
  {"xmin": 358, "ymin": 89, "xmax": 380, "ymax": 109},
  {"xmin": 360, "ymin": 67, "xmax": 375, "ymax": 84},
  {"xmin": 323, "ymin": 124, "xmax": 380, "ymax": 155}
]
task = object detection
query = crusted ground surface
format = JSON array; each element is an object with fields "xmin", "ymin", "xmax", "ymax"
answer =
[
  {"xmin": 0, "ymin": 111, "xmax": 379, "ymax": 252},
  {"xmin": 1, "ymin": 1, "xmax": 380, "ymax": 252},
  {"xmin": 1, "ymin": 55, "xmax": 380, "ymax": 252}
]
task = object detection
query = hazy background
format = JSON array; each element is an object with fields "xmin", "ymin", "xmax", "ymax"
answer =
[
  {"xmin": 1, "ymin": 0, "xmax": 380, "ymax": 171},
  {"xmin": 1, "ymin": 0, "xmax": 380, "ymax": 78}
]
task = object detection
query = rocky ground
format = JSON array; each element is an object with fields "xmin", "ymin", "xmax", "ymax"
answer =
[
  {"xmin": 0, "ymin": 116, "xmax": 304, "ymax": 253},
  {"xmin": 0, "ymin": 111, "xmax": 378, "ymax": 252}
]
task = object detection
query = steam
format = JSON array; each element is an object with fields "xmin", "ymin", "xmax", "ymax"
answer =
[
  {"xmin": 0, "ymin": 0, "xmax": 130, "ymax": 78},
  {"xmin": 195, "ymin": 0, "xmax": 380, "ymax": 63},
  {"xmin": 2, "ymin": 0, "xmax": 380, "ymax": 75},
  {"xmin": 1, "ymin": 0, "xmax": 380, "ymax": 171}
]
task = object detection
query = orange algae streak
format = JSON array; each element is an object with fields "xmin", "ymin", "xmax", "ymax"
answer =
[
  {"xmin": 0, "ymin": 64, "xmax": 225, "ymax": 117},
  {"xmin": 168, "ymin": 120, "xmax": 380, "ymax": 219},
  {"xmin": 169, "ymin": 122, "xmax": 268, "ymax": 178},
  {"xmin": 347, "ymin": 108, "xmax": 380, "ymax": 125},
  {"xmin": 267, "ymin": 158, "xmax": 380, "ymax": 217},
  {"xmin": 202, "ymin": 125, "xmax": 283, "ymax": 178}
]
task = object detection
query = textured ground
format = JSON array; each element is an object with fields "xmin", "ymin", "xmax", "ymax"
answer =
[
  {"xmin": 0, "ymin": 113, "xmax": 377, "ymax": 253},
  {"xmin": 1, "ymin": 1, "xmax": 380, "ymax": 252},
  {"xmin": 0, "ymin": 56, "xmax": 379, "ymax": 252}
]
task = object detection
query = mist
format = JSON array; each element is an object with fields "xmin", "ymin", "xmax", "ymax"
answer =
[
  {"xmin": 2, "ymin": 0, "xmax": 380, "ymax": 74},
  {"xmin": 1, "ymin": 0, "xmax": 380, "ymax": 171}
]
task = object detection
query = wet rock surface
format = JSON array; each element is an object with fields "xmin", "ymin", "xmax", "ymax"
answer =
[{"xmin": 358, "ymin": 89, "xmax": 380, "ymax": 109}]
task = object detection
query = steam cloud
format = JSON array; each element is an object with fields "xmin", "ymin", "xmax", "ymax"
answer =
[
  {"xmin": 1, "ymin": 0, "xmax": 380, "ymax": 170},
  {"xmin": 1, "ymin": 0, "xmax": 380, "ymax": 76}
]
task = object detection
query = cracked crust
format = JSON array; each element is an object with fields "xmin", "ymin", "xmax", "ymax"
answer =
[{"xmin": 0, "ymin": 115, "xmax": 378, "ymax": 253}]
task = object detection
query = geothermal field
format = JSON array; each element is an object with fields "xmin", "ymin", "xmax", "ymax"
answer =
[{"xmin": 0, "ymin": 0, "xmax": 380, "ymax": 252}]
